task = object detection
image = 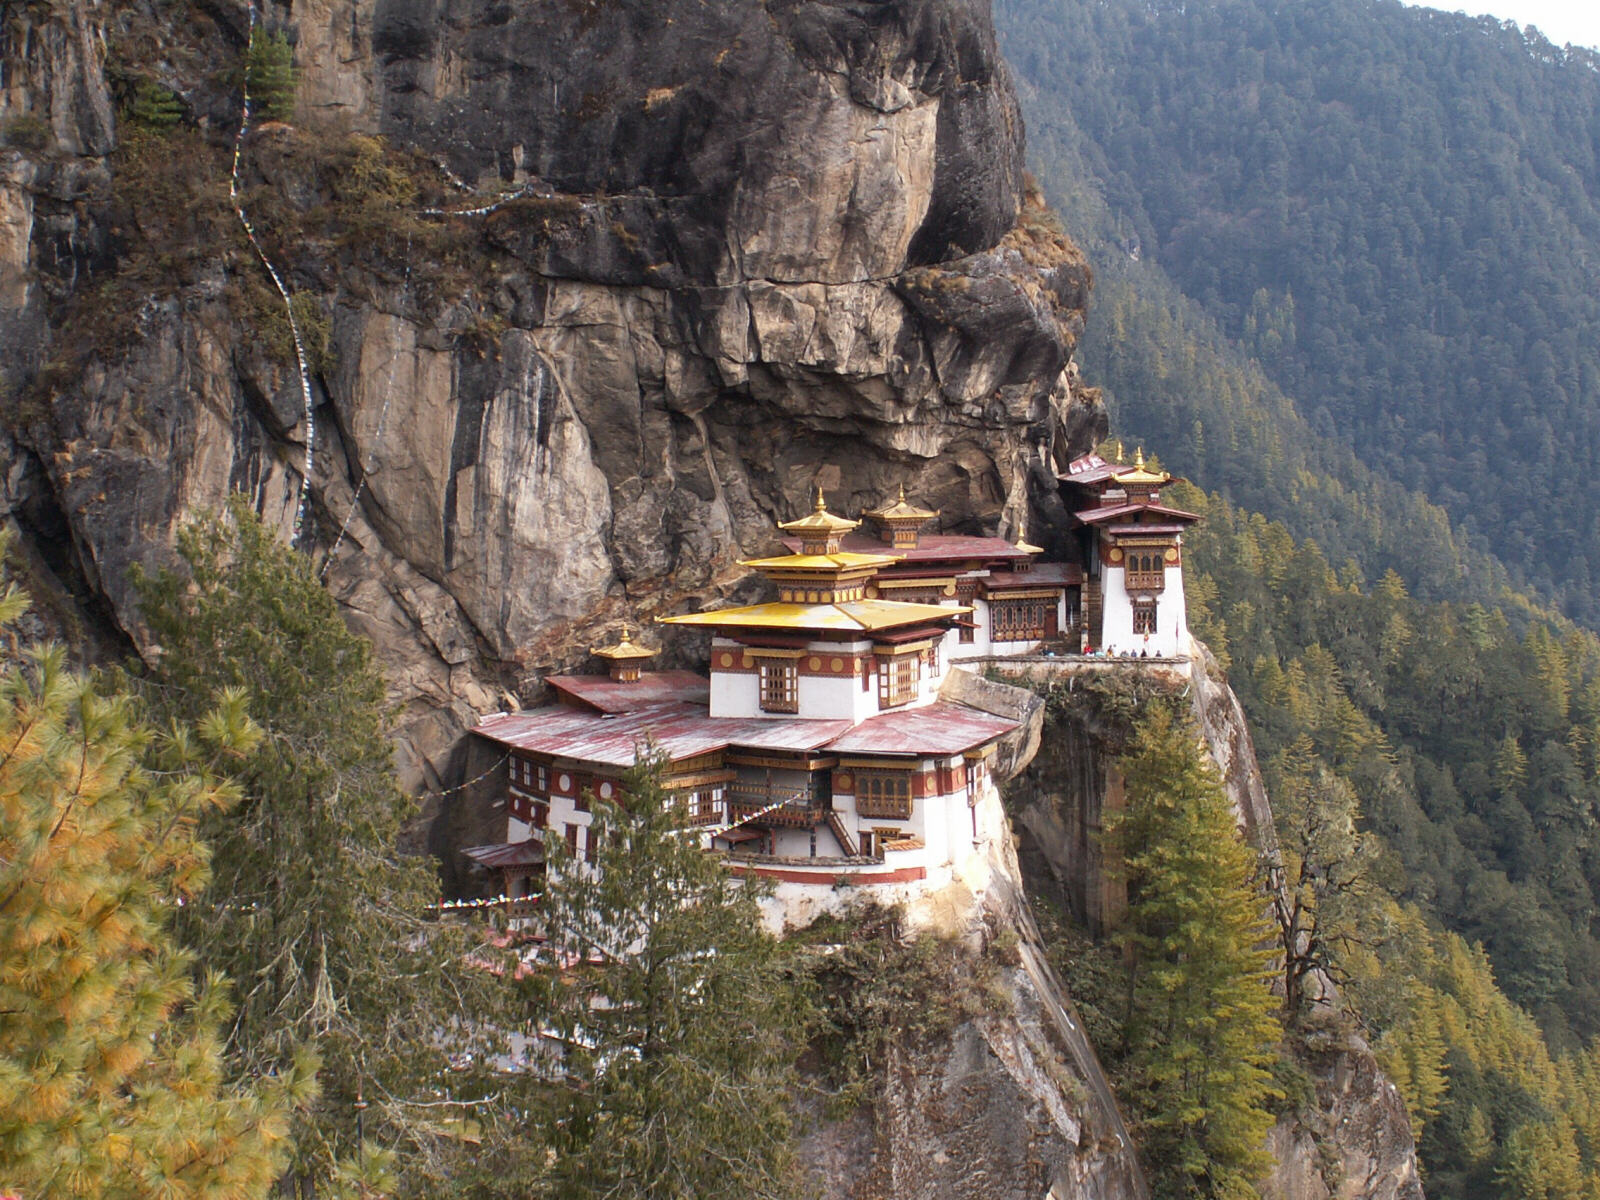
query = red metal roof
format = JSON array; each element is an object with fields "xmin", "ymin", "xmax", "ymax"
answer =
[
  {"xmin": 985, "ymin": 562, "xmax": 1083, "ymax": 589},
  {"xmin": 476, "ymin": 702, "xmax": 851, "ymax": 767},
  {"xmin": 463, "ymin": 840, "xmax": 545, "ymax": 869},
  {"xmin": 1074, "ymin": 501, "xmax": 1200, "ymax": 526},
  {"xmin": 548, "ymin": 671, "xmax": 710, "ymax": 714},
  {"xmin": 782, "ymin": 532, "xmax": 1031, "ymax": 564},
  {"xmin": 475, "ymin": 695, "xmax": 1017, "ymax": 766},
  {"xmin": 824, "ymin": 702, "xmax": 1018, "ymax": 757},
  {"xmin": 1059, "ymin": 453, "xmax": 1130, "ymax": 485}
]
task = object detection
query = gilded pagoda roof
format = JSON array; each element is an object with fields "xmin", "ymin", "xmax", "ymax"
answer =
[
  {"xmin": 1112, "ymin": 449, "xmax": 1170, "ymax": 487},
  {"xmin": 738, "ymin": 551, "xmax": 900, "ymax": 571},
  {"xmin": 862, "ymin": 484, "xmax": 939, "ymax": 524},
  {"xmin": 777, "ymin": 489, "xmax": 859, "ymax": 536},
  {"xmin": 658, "ymin": 599, "xmax": 968, "ymax": 633},
  {"xmin": 591, "ymin": 626, "xmax": 656, "ymax": 660}
]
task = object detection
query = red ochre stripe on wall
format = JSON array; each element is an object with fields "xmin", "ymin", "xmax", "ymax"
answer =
[
  {"xmin": 726, "ymin": 863, "xmax": 928, "ymax": 885},
  {"xmin": 713, "ymin": 650, "xmax": 869, "ymax": 676}
]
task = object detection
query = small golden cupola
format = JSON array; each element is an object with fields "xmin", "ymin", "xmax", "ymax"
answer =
[
  {"xmin": 591, "ymin": 626, "xmax": 656, "ymax": 682},
  {"xmin": 862, "ymin": 484, "xmax": 940, "ymax": 550},
  {"xmin": 778, "ymin": 486, "xmax": 861, "ymax": 555},
  {"xmin": 1112, "ymin": 448, "xmax": 1170, "ymax": 502},
  {"xmin": 740, "ymin": 488, "xmax": 901, "ymax": 604}
]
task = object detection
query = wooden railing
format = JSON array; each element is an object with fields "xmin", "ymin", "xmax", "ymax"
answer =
[{"xmin": 725, "ymin": 781, "xmax": 824, "ymax": 828}]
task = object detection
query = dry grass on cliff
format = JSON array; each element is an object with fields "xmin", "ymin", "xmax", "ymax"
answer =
[
  {"xmin": 1000, "ymin": 173, "xmax": 1093, "ymax": 275},
  {"xmin": 793, "ymin": 904, "xmax": 1015, "ymax": 1118}
]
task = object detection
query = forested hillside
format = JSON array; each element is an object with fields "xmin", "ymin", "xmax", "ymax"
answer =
[
  {"xmin": 1169, "ymin": 481, "xmax": 1600, "ymax": 1198},
  {"xmin": 993, "ymin": 0, "xmax": 1600, "ymax": 1191},
  {"xmin": 999, "ymin": 0, "xmax": 1600, "ymax": 620}
]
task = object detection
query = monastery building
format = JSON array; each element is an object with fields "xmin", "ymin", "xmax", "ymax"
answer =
[{"xmin": 467, "ymin": 468, "xmax": 1197, "ymax": 906}]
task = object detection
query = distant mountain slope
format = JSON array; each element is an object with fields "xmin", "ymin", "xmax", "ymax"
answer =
[{"xmin": 998, "ymin": 0, "xmax": 1600, "ymax": 622}]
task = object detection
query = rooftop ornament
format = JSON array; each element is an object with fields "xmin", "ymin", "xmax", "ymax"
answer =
[
  {"xmin": 1112, "ymin": 447, "xmax": 1171, "ymax": 489},
  {"xmin": 777, "ymin": 487, "xmax": 861, "ymax": 555},
  {"xmin": 591, "ymin": 625, "xmax": 656, "ymax": 681},
  {"xmin": 863, "ymin": 483, "xmax": 940, "ymax": 549}
]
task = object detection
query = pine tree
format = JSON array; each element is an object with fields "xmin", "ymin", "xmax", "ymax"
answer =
[
  {"xmin": 244, "ymin": 32, "xmax": 296, "ymax": 124},
  {"xmin": 131, "ymin": 501, "xmax": 513, "ymax": 1196},
  {"xmin": 129, "ymin": 78, "xmax": 183, "ymax": 129},
  {"xmin": 529, "ymin": 753, "xmax": 807, "ymax": 1199},
  {"xmin": 0, "ymin": 550, "xmax": 311, "ymax": 1198},
  {"xmin": 1109, "ymin": 703, "xmax": 1284, "ymax": 1199}
]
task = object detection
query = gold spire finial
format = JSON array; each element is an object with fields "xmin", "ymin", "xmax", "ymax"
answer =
[
  {"xmin": 897, "ymin": 482, "xmax": 906, "ymax": 503},
  {"xmin": 814, "ymin": 485, "xmax": 826, "ymax": 513},
  {"xmin": 1134, "ymin": 447, "xmax": 1146, "ymax": 469},
  {"xmin": 1114, "ymin": 438, "xmax": 1124, "ymax": 462}
]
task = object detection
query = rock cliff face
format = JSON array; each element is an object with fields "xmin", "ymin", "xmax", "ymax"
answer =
[{"xmin": 0, "ymin": 0, "xmax": 1097, "ymax": 790}]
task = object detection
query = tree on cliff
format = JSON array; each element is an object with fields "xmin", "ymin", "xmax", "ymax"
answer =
[
  {"xmin": 130, "ymin": 501, "xmax": 515, "ymax": 1196},
  {"xmin": 524, "ymin": 753, "xmax": 807, "ymax": 1200},
  {"xmin": 1109, "ymin": 703, "xmax": 1282, "ymax": 1199},
  {"xmin": 1269, "ymin": 736, "xmax": 1378, "ymax": 1016},
  {"xmin": 0, "ymin": 545, "xmax": 312, "ymax": 1197}
]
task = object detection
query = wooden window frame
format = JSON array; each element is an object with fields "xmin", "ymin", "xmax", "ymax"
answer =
[
  {"xmin": 758, "ymin": 660, "xmax": 799, "ymax": 713},
  {"xmin": 1123, "ymin": 544, "xmax": 1168, "ymax": 593},
  {"xmin": 1132, "ymin": 600, "xmax": 1158, "ymax": 635},
  {"xmin": 855, "ymin": 769, "xmax": 914, "ymax": 819},
  {"xmin": 990, "ymin": 598, "xmax": 1050, "ymax": 642},
  {"xmin": 876, "ymin": 653, "xmax": 920, "ymax": 709}
]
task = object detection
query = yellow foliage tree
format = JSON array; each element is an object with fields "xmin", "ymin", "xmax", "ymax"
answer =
[{"xmin": 0, "ymin": 569, "xmax": 313, "ymax": 1197}]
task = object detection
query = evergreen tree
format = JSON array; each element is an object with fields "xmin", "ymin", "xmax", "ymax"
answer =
[
  {"xmin": 244, "ymin": 32, "xmax": 296, "ymax": 123},
  {"xmin": 1109, "ymin": 703, "xmax": 1283, "ymax": 1199},
  {"xmin": 131, "ymin": 501, "xmax": 511, "ymax": 1196},
  {"xmin": 129, "ymin": 79, "xmax": 183, "ymax": 129},
  {"xmin": 530, "ymin": 753, "xmax": 807, "ymax": 1199},
  {"xmin": 0, "ymin": 550, "xmax": 311, "ymax": 1198}
]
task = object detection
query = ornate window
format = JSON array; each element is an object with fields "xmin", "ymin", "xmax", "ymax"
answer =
[
  {"xmin": 684, "ymin": 789, "xmax": 721, "ymax": 825},
  {"xmin": 990, "ymin": 599, "xmax": 1052, "ymax": 641},
  {"xmin": 855, "ymin": 770, "xmax": 913, "ymax": 819},
  {"xmin": 759, "ymin": 661, "xmax": 799, "ymax": 713},
  {"xmin": 924, "ymin": 638, "xmax": 941, "ymax": 676},
  {"xmin": 877, "ymin": 653, "xmax": 920, "ymax": 708},
  {"xmin": 1124, "ymin": 546, "xmax": 1167, "ymax": 592},
  {"xmin": 1132, "ymin": 601, "xmax": 1157, "ymax": 635}
]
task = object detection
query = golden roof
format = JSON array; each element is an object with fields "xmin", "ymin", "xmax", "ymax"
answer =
[
  {"xmin": 863, "ymin": 483, "xmax": 939, "ymax": 524},
  {"xmin": 776, "ymin": 487, "xmax": 859, "ymax": 536},
  {"xmin": 591, "ymin": 626, "xmax": 656, "ymax": 661},
  {"xmin": 738, "ymin": 551, "xmax": 901, "ymax": 571},
  {"xmin": 659, "ymin": 599, "xmax": 968, "ymax": 633},
  {"xmin": 1112, "ymin": 448, "xmax": 1170, "ymax": 487}
]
